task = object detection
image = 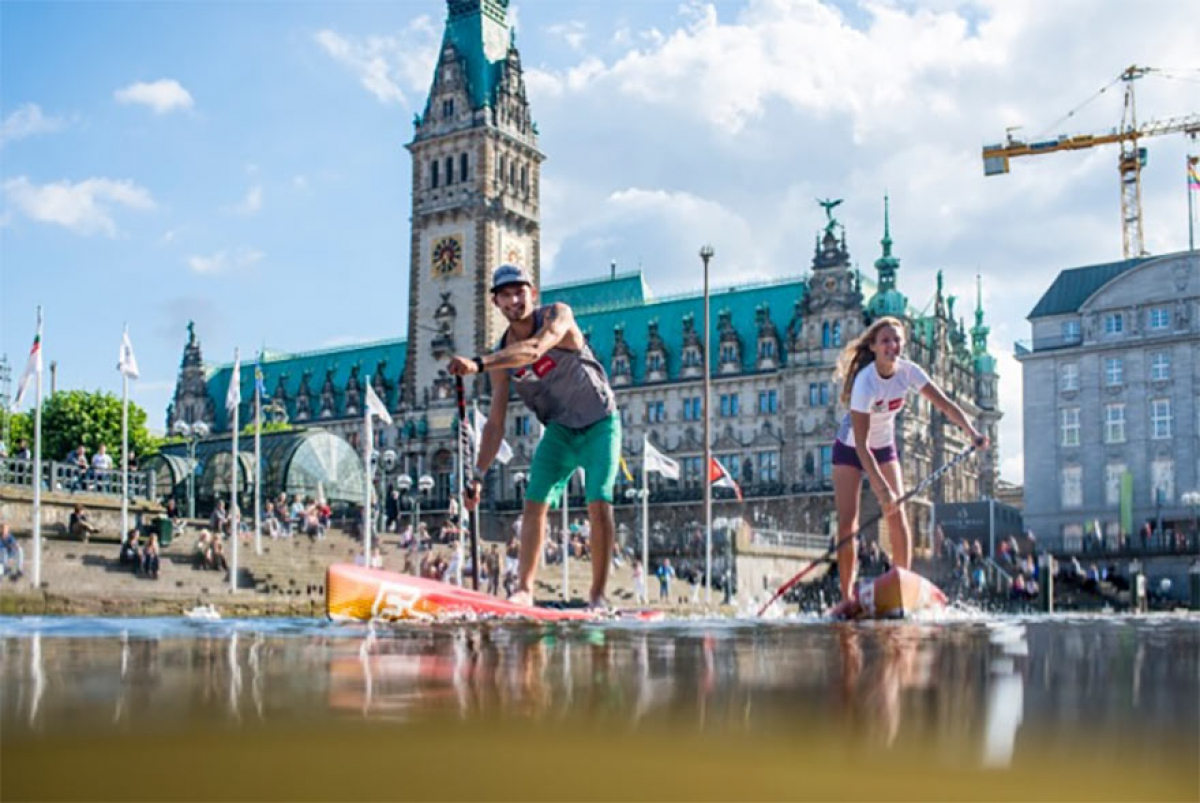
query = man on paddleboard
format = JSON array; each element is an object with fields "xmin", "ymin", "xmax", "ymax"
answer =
[{"xmin": 448, "ymin": 264, "xmax": 621, "ymax": 609}]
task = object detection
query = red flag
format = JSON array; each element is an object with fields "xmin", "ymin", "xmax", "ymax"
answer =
[{"xmin": 708, "ymin": 457, "xmax": 742, "ymax": 501}]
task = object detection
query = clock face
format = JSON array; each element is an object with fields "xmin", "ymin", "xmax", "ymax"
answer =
[
  {"xmin": 503, "ymin": 242, "xmax": 525, "ymax": 268},
  {"xmin": 823, "ymin": 276, "xmax": 837, "ymax": 292},
  {"xmin": 431, "ymin": 235, "xmax": 463, "ymax": 278}
]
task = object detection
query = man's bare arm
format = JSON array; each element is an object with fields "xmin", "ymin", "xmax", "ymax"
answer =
[{"xmin": 481, "ymin": 303, "xmax": 577, "ymax": 371}]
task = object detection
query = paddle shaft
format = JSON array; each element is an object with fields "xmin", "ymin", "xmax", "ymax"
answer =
[
  {"xmin": 757, "ymin": 444, "xmax": 978, "ymax": 616},
  {"xmin": 455, "ymin": 376, "xmax": 480, "ymax": 591}
]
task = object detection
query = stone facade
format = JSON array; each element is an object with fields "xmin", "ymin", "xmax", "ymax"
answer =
[{"xmin": 1018, "ymin": 251, "xmax": 1199, "ymax": 547}]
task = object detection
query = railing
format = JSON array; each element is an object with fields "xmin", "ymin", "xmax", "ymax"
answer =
[
  {"xmin": 747, "ymin": 528, "xmax": 828, "ymax": 551},
  {"xmin": 0, "ymin": 456, "xmax": 155, "ymax": 500},
  {"xmin": 1050, "ymin": 531, "xmax": 1199, "ymax": 559}
]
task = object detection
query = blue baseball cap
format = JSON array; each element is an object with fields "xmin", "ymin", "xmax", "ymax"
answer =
[{"xmin": 490, "ymin": 263, "xmax": 534, "ymax": 292}]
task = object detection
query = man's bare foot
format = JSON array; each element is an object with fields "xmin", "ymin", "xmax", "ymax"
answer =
[
  {"xmin": 586, "ymin": 595, "xmax": 611, "ymax": 612},
  {"xmin": 507, "ymin": 590, "xmax": 533, "ymax": 607}
]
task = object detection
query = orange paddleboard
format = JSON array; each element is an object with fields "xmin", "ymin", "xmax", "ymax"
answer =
[
  {"xmin": 831, "ymin": 567, "xmax": 948, "ymax": 620},
  {"xmin": 327, "ymin": 563, "xmax": 662, "ymax": 623}
]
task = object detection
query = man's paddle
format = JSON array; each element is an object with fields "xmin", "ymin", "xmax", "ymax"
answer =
[
  {"xmin": 454, "ymin": 375, "xmax": 480, "ymax": 591},
  {"xmin": 756, "ymin": 444, "xmax": 980, "ymax": 616}
]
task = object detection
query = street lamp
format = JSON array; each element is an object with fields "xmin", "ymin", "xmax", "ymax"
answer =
[
  {"xmin": 1182, "ymin": 490, "xmax": 1200, "ymax": 551},
  {"xmin": 173, "ymin": 420, "xmax": 210, "ymax": 519},
  {"xmin": 699, "ymin": 243, "xmax": 714, "ymax": 606},
  {"xmin": 397, "ymin": 469, "xmax": 435, "ymax": 568}
]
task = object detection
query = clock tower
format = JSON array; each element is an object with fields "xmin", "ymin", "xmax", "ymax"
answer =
[{"xmin": 403, "ymin": 0, "xmax": 543, "ymax": 405}]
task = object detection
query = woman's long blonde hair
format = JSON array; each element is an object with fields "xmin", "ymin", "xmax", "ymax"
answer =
[{"xmin": 834, "ymin": 316, "xmax": 906, "ymax": 405}]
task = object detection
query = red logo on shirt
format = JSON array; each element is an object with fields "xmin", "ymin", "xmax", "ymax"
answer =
[
  {"xmin": 888, "ymin": 398, "xmax": 904, "ymax": 411},
  {"xmin": 533, "ymin": 355, "xmax": 557, "ymax": 377}
]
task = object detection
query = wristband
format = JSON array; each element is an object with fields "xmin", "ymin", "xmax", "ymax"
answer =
[{"xmin": 472, "ymin": 355, "xmax": 485, "ymax": 373}]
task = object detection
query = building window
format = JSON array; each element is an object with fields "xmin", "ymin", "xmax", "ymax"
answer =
[
  {"xmin": 759, "ymin": 339, "xmax": 776, "ymax": 359},
  {"xmin": 832, "ymin": 321, "xmax": 842, "ymax": 347},
  {"xmin": 1104, "ymin": 357, "xmax": 1123, "ymax": 386},
  {"xmin": 612, "ymin": 356, "xmax": 629, "ymax": 376},
  {"xmin": 1105, "ymin": 463, "xmax": 1125, "ymax": 508},
  {"xmin": 1151, "ymin": 458, "xmax": 1174, "ymax": 504},
  {"xmin": 647, "ymin": 400, "xmax": 666, "ymax": 423},
  {"xmin": 683, "ymin": 348, "xmax": 701, "ymax": 368},
  {"xmin": 822, "ymin": 322, "xmax": 831, "ymax": 348},
  {"xmin": 1062, "ymin": 319, "xmax": 1081, "ymax": 342},
  {"xmin": 682, "ymin": 396, "xmax": 702, "ymax": 421},
  {"xmin": 444, "ymin": 156, "xmax": 454, "ymax": 184},
  {"xmin": 757, "ymin": 390, "xmax": 778, "ymax": 414},
  {"xmin": 756, "ymin": 451, "xmax": 779, "ymax": 483},
  {"xmin": 820, "ymin": 445, "xmax": 833, "ymax": 480},
  {"xmin": 682, "ymin": 456, "xmax": 702, "ymax": 487},
  {"xmin": 1104, "ymin": 403, "xmax": 1125, "ymax": 444},
  {"xmin": 720, "ymin": 344, "xmax": 738, "ymax": 363},
  {"xmin": 1150, "ymin": 398, "xmax": 1172, "ymax": 439},
  {"xmin": 647, "ymin": 353, "xmax": 664, "ymax": 374},
  {"xmin": 514, "ymin": 415, "xmax": 531, "ymax": 437},
  {"xmin": 519, "ymin": 164, "xmax": 527, "ymax": 193},
  {"xmin": 1148, "ymin": 306, "xmax": 1170, "ymax": 330},
  {"xmin": 1060, "ymin": 363, "xmax": 1079, "ymax": 392},
  {"xmin": 719, "ymin": 393, "xmax": 739, "ymax": 417},
  {"xmin": 442, "ymin": 98, "xmax": 454, "ymax": 118},
  {"xmin": 460, "ymin": 152, "xmax": 469, "ymax": 182},
  {"xmin": 430, "ymin": 160, "xmax": 439, "ymax": 189},
  {"xmin": 1103, "ymin": 313, "xmax": 1123, "ymax": 335},
  {"xmin": 1061, "ymin": 465, "xmax": 1082, "ymax": 509},
  {"xmin": 809, "ymin": 382, "xmax": 830, "ymax": 406},
  {"xmin": 499, "ymin": 154, "xmax": 507, "ymax": 184},
  {"xmin": 1150, "ymin": 352, "xmax": 1171, "ymax": 381},
  {"xmin": 1061, "ymin": 407, "xmax": 1080, "ymax": 447}
]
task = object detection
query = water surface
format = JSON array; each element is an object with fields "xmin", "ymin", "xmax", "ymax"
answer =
[{"xmin": 2, "ymin": 613, "xmax": 1196, "ymax": 801}]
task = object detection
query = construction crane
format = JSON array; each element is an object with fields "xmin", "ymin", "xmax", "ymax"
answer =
[{"xmin": 982, "ymin": 65, "xmax": 1200, "ymax": 258}]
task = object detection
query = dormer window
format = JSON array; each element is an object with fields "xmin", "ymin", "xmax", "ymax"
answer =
[
  {"xmin": 442, "ymin": 98, "xmax": 454, "ymax": 119},
  {"xmin": 720, "ymin": 344, "xmax": 737, "ymax": 363},
  {"xmin": 759, "ymin": 340, "xmax": 775, "ymax": 359}
]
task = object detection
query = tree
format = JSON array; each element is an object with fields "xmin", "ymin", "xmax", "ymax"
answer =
[
  {"xmin": 38, "ymin": 390, "xmax": 155, "ymax": 462},
  {"xmin": 0, "ymin": 409, "xmax": 32, "ymax": 452}
]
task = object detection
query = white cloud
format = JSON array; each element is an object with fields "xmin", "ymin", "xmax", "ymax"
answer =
[
  {"xmin": 2, "ymin": 176, "xmax": 155, "ymax": 236},
  {"xmin": 0, "ymin": 103, "xmax": 69, "ymax": 145},
  {"xmin": 292, "ymin": 175, "xmax": 309, "ymax": 191},
  {"xmin": 187, "ymin": 247, "xmax": 264, "ymax": 274},
  {"xmin": 230, "ymin": 185, "xmax": 263, "ymax": 215},
  {"xmin": 314, "ymin": 17, "xmax": 439, "ymax": 105},
  {"xmin": 114, "ymin": 79, "xmax": 194, "ymax": 114},
  {"xmin": 546, "ymin": 20, "xmax": 587, "ymax": 51}
]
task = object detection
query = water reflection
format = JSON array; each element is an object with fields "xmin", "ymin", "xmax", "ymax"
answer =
[{"xmin": 1, "ymin": 616, "xmax": 1198, "ymax": 800}]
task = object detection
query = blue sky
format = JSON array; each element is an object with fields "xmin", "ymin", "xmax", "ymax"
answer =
[{"xmin": 2, "ymin": 0, "xmax": 1197, "ymax": 484}]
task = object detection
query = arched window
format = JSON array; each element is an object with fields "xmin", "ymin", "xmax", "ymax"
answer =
[
  {"xmin": 460, "ymin": 152, "xmax": 469, "ymax": 182},
  {"xmin": 520, "ymin": 164, "xmax": 527, "ymax": 194},
  {"xmin": 430, "ymin": 160, "xmax": 439, "ymax": 189},
  {"xmin": 499, "ymin": 154, "xmax": 507, "ymax": 184},
  {"xmin": 444, "ymin": 156, "xmax": 454, "ymax": 184},
  {"xmin": 832, "ymin": 321, "xmax": 842, "ymax": 347},
  {"xmin": 822, "ymin": 322, "xmax": 831, "ymax": 348}
]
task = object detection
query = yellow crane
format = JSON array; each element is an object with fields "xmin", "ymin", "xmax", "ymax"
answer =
[{"xmin": 982, "ymin": 65, "xmax": 1200, "ymax": 258}]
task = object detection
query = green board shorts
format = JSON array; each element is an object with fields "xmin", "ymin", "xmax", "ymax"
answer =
[{"xmin": 525, "ymin": 412, "xmax": 621, "ymax": 507}]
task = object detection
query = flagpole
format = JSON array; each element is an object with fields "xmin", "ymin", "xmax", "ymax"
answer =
[
  {"xmin": 642, "ymin": 436, "xmax": 649, "ymax": 605},
  {"xmin": 700, "ymin": 245, "xmax": 714, "ymax": 607},
  {"xmin": 230, "ymin": 349, "xmax": 239, "ymax": 593},
  {"xmin": 121, "ymin": 326, "xmax": 129, "ymax": 545},
  {"xmin": 254, "ymin": 360, "xmax": 262, "ymax": 556},
  {"xmin": 32, "ymin": 307, "xmax": 43, "ymax": 589},
  {"xmin": 1188, "ymin": 153, "xmax": 1196, "ymax": 252},
  {"xmin": 363, "ymin": 407, "xmax": 373, "ymax": 567}
]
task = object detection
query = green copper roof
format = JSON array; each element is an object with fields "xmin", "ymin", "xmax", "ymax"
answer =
[
  {"xmin": 206, "ymin": 339, "xmax": 408, "ymax": 432},
  {"xmin": 541, "ymin": 271, "xmax": 650, "ymax": 313},
  {"xmin": 442, "ymin": 0, "xmax": 512, "ymax": 110},
  {"xmin": 1028, "ymin": 255, "xmax": 1152, "ymax": 319},
  {"xmin": 575, "ymin": 277, "xmax": 807, "ymax": 382}
]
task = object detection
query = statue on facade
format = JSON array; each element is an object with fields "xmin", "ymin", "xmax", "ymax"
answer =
[
  {"xmin": 345, "ymin": 365, "xmax": 362, "ymax": 414},
  {"xmin": 817, "ymin": 198, "xmax": 843, "ymax": 238},
  {"xmin": 319, "ymin": 368, "xmax": 337, "ymax": 417}
]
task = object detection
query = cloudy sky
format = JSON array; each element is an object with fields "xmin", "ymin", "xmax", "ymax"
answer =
[{"xmin": 2, "ymin": 0, "xmax": 1197, "ymax": 484}]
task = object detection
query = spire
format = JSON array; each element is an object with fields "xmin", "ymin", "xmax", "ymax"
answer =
[
  {"xmin": 971, "ymin": 274, "xmax": 990, "ymax": 356},
  {"xmin": 873, "ymin": 193, "xmax": 900, "ymax": 291}
]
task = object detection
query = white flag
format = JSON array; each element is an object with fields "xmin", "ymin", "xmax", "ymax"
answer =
[
  {"xmin": 225, "ymin": 350, "xmax": 241, "ymax": 414},
  {"xmin": 11, "ymin": 309, "xmax": 42, "ymax": 411},
  {"xmin": 643, "ymin": 435, "xmax": 680, "ymax": 480},
  {"xmin": 365, "ymin": 382, "xmax": 392, "ymax": 425},
  {"xmin": 118, "ymin": 327, "xmax": 139, "ymax": 379},
  {"xmin": 471, "ymin": 406, "xmax": 512, "ymax": 465}
]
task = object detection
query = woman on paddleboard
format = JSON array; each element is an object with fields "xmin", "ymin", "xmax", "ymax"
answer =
[{"xmin": 831, "ymin": 315, "xmax": 988, "ymax": 610}]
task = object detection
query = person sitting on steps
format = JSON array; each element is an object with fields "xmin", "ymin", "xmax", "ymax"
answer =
[{"xmin": 69, "ymin": 503, "xmax": 101, "ymax": 543}]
